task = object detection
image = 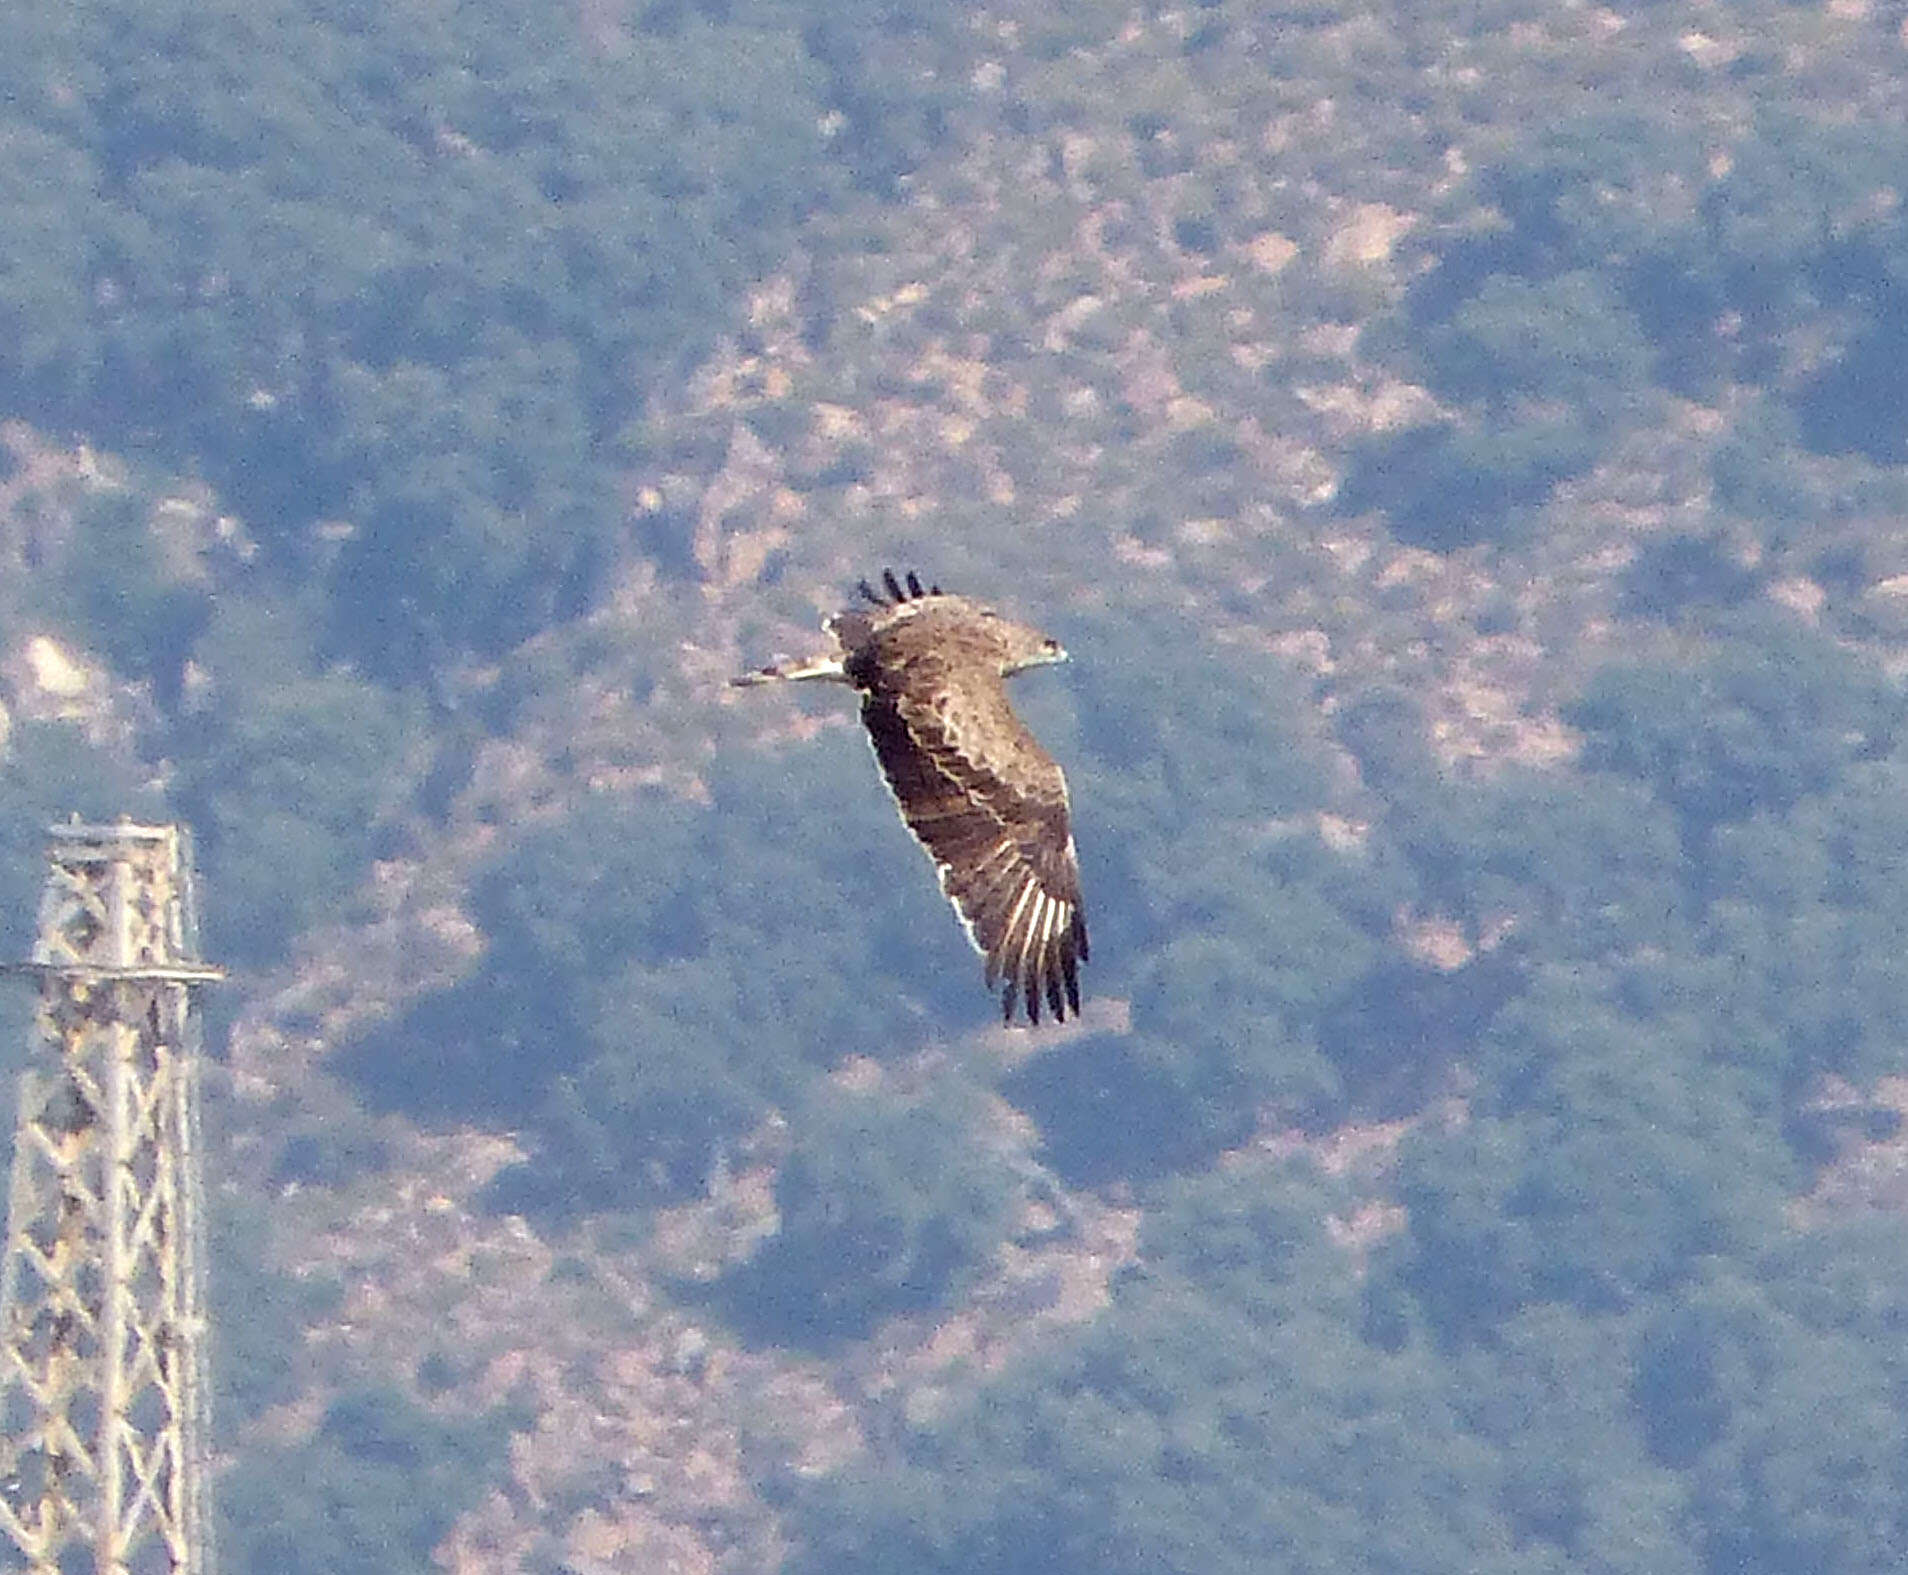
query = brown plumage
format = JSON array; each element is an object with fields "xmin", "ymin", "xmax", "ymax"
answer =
[{"xmin": 732, "ymin": 571, "xmax": 1088, "ymax": 1023}]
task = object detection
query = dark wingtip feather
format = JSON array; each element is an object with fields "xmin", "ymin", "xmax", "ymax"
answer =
[
  {"xmin": 883, "ymin": 568, "xmax": 905, "ymax": 601},
  {"xmin": 859, "ymin": 578, "xmax": 882, "ymax": 606},
  {"xmin": 906, "ymin": 570, "xmax": 924, "ymax": 597}
]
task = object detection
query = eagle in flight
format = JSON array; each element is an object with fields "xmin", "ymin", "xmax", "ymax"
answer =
[{"xmin": 733, "ymin": 571, "xmax": 1088, "ymax": 1024}]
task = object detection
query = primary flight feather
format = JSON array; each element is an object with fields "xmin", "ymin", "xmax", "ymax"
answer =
[{"xmin": 733, "ymin": 571, "xmax": 1089, "ymax": 1024}]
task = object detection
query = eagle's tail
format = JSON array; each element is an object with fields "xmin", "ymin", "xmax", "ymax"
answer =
[{"xmin": 729, "ymin": 654, "xmax": 848, "ymax": 687}]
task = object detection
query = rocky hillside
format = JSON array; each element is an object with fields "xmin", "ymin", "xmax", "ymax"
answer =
[{"xmin": 9, "ymin": 0, "xmax": 1908, "ymax": 1570}]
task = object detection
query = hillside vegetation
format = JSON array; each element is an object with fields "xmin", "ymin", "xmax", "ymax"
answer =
[{"xmin": 6, "ymin": 0, "xmax": 1908, "ymax": 1570}]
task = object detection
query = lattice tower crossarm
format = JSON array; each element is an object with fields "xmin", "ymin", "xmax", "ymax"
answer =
[{"xmin": 0, "ymin": 822, "xmax": 221, "ymax": 1575}]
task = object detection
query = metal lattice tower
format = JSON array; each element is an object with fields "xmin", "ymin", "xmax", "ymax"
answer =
[{"xmin": 0, "ymin": 822, "xmax": 220, "ymax": 1575}]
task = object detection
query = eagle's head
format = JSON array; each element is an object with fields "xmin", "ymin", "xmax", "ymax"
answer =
[{"xmin": 992, "ymin": 613, "xmax": 1069, "ymax": 676}]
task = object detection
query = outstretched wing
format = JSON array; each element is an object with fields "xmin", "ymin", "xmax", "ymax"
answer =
[{"xmin": 860, "ymin": 666, "xmax": 1087, "ymax": 1024}]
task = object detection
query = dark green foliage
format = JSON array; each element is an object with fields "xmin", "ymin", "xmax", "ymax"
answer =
[
  {"xmin": 1350, "ymin": 102, "xmax": 1908, "ymax": 550},
  {"xmin": 220, "ymin": 1386, "xmax": 515, "ymax": 1575},
  {"xmin": 1450, "ymin": 1306, "xmax": 1698, "ymax": 1572},
  {"xmin": 1798, "ymin": 304, "xmax": 1908, "ymax": 463},
  {"xmin": 1659, "ymin": 114, "xmax": 1908, "ymax": 451},
  {"xmin": 779, "ymin": 575, "xmax": 1908, "ymax": 1568},
  {"xmin": 482, "ymin": 1027, "xmax": 764, "ymax": 1216},
  {"xmin": 338, "ymin": 787, "xmax": 766, "ymax": 1209},
  {"xmin": 210, "ymin": 1195, "xmax": 339, "ymax": 1425},
  {"xmin": 1345, "ymin": 122, "xmax": 1677, "ymax": 546},
  {"xmin": 1420, "ymin": 272, "xmax": 1651, "ymax": 416},
  {"xmin": 1172, "ymin": 209, "xmax": 1221, "ymax": 253},
  {"xmin": 795, "ymin": 0, "xmax": 963, "ymax": 196},
  {"xmin": 1392, "ymin": 769, "xmax": 1689, "ymax": 959},
  {"xmin": 1005, "ymin": 1029, "xmax": 1260, "ymax": 1185},
  {"xmin": 1126, "ymin": 874, "xmax": 1369, "ymax": 1113},
  {"xmin": 1701, "ymin": 763, "xmax": 1908, "ymax": 1085},
  {"xmin": 1401, "ymin": 113, "xmax": 1715, "ymax": 395},
  {"xmin": 1693, "ymin": 117, "xmax": 1908, "ymax": 467},
  {"xmin": 1047, "ymin": 610, "xmax": 1425, "ymax": 1160},
  {"xmin": 174, "ymin": 669, "xmax": 426, "ymax": 968},
  {"xmin": 1339, "ymin": 412, "xmax": 1604, "ymax": 551},
  {"xmin": 1568, "ymin": 621, "xmax": 1900, "ymax": 842},
  {"xmin": 1633, "ymin": 1245, "xmax": 1908, "ymax": 1575},
  {"xmin": 339, "ymin": 742, "xmax": 987, "ymax": 1214},
  {"xmin": 268, "ymin": 1116, "xmax": 391, "ymax": 1190},
  {"xmin": 1314, "ymin": 948, "xmax": 1523, "ymax": 1111},
  {"xmin": 0, "ymin": 127, "xmax": 96, "ymax": 410},
  {"xmin": 55, "ymin": 491, "xmax": 211, "ymax": 707},
  {"xmin": 15, "ymin": 2, "xmax": 1908, "ymax": 1565},
  {"xmin": 1697, "ymin": 115, "xmax": 1908, "ymax": 319},
  {"xmin": 0, "ymin": 0, "xmax": 847, "ymax": 674},
  {"xmin": 1382, "ymin": 967, "xmax": 1791, "ymax": 1341},
  {"xmin": 1619, "ymin": 532, "xmax": 1760, "ymax": 623},
  {"xmin": 1336, "ymin": 684, "xmax": 1439, "ymax": 794},
  {"xmin": 709, "ymin": 1078, "xmax": 1015, "ymax": 1347},
  {"xmin": 781, "ymin": 1166, "xmax": 1540, "ymax": 1575}
]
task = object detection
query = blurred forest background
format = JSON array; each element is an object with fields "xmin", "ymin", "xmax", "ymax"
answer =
[{"xmin": 4, "ymin": 0, "xmax": 1908, "ymax": 1569}]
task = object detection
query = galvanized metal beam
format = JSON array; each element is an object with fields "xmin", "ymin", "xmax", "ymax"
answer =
[{"xmin": 0, "ymin": 822, "xmax": 219, "ymax": 1575}]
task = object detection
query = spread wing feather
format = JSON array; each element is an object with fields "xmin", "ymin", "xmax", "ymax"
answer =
[{"xmin": 859, "ymin": 670, "xmax": 1087, "ymax": 1023}]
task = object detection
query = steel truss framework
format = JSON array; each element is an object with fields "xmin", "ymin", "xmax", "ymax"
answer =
[{"xmin": 0, "ymin": 823, "xmax": 219, "ymax": 1575}]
